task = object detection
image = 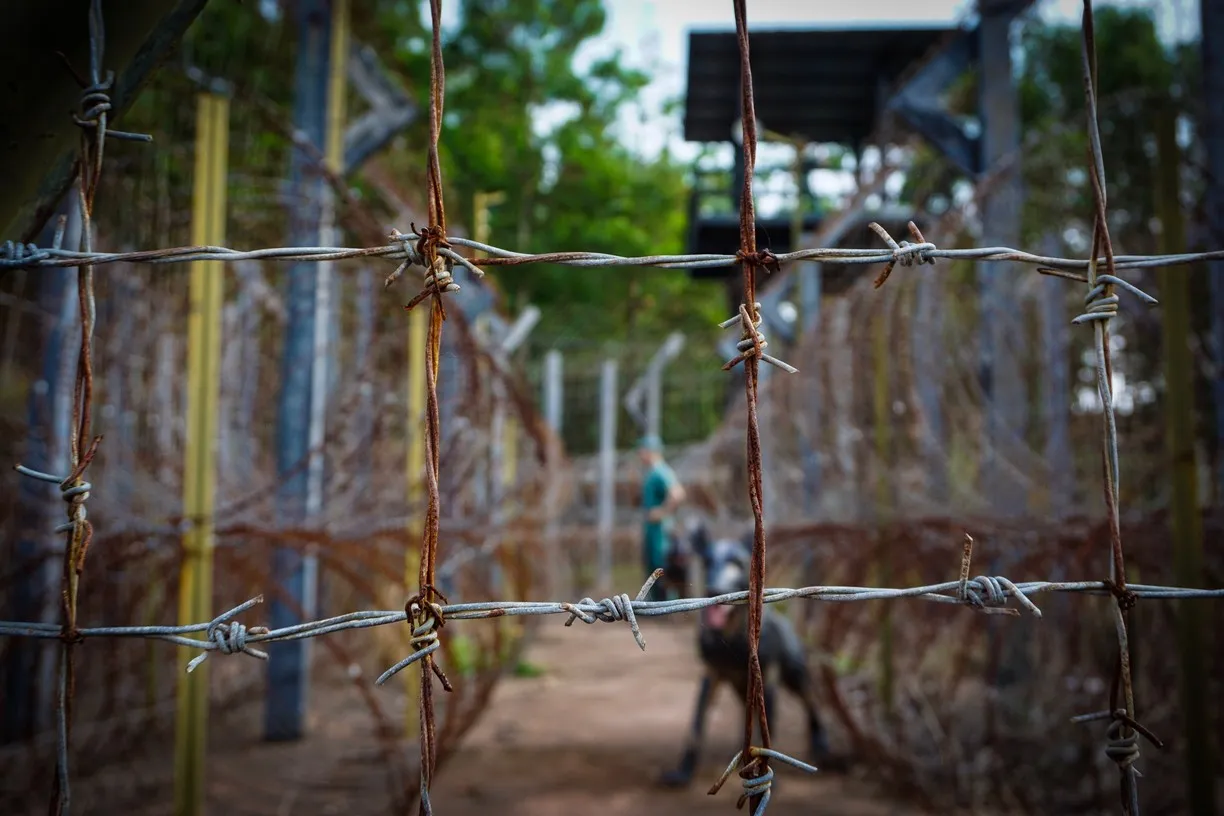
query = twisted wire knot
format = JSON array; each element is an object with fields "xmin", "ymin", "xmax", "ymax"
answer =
[
  {"xmin": 720, "ymin": 302, "xmax": 797, "ymax": 374},
  {"xmin": 412, "ymin": 224, "xmax": 459, "ymax": 293},
  {"xmin": 563, "ymin": 592, "xmax": 646, "ymax": 650},
  {"xmin": 736, "ymin": 249, "xmax": 781, "ymax": 274},
  {"xmin": 55, "ymin": 60, "xmax": 152, "ymax": 146},
  {"xmin": 375, "ymin": 590, "xmax": 453, "ymax": 690},
  {"xmin": 73, "ymin": 71, "xmax": 114, "ymax": 129},
  {"xmin": 1103, "ymin": 578, "xmax": 1138, "ymax": 612},
  {"xmin": 708, "ymin": 747, "xmax": 818, "ymax": 816},
  {"xmin": 386, "ymin": 226, "xmax": 461, "ymax": 314},
  {"xmin": 56, "ymin": 478, "xmax": 91, "ymax": 534},
  {"xmin": 954, "ymin": 534, "xmax": 1042, "ymax": 617},
  {"xmin": 13, "ymin": 456, "xmax": 99, "ymax": 574},
  {"xmin": 1071, "ymin": 707, "xmax": 1163, "ymax": 776},
  {"xmin": 1072, "ymin": 274, "xmax": 1158, "ymax": 325},
  {"xmin": 1, "ymin": 240, "xmax": 51, "ymax": 268},
  {"xmin": 560, "ymin": 569, "xmax": 664, "ymax": 651},
  {"xmin": 1106, "ymin": 712, "xmax": 1141, "ymax": 771},
  {"xmin": 184, "ymin": 597, "xmax": 269, "ymax": 673},
  {"xmin": 959, "ymin": 575, "xmax": 1043, "ymax": 618},
  {"xmin": 384, "ymin": 228, "xmax": 425, "ymax": 289},
  {"xmin": 869, "ymin": 221, "xmax": 936, "ymax": 289}
]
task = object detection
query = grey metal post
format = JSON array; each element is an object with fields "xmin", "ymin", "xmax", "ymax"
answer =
[
  {"xmin": 798, "ymin": 260, "xmax": 823, "ymax": 510},
  {"xmin": 266, "ymin": 0, "xmax": 331, "ymax": 742},
  {"xmin": 544, "ymin": 349, "xmax": 563, "ymax": 436},
  {"xmin": 597, "ymin": 358, "xmax": 618, "ymax": 591},
  {"xmin": 977, "ymin": 0, "xmax": 1029, "ymax": 700},
  {"xmin": 3, "ymin": 196, "xmax": 80, "ymax": 742},
  {"xmin": 623, "ymin": 332, "xmax": 685, "ymax": 436},
  {"xmin": 542, "ymin": 348, "xmax": 564, "ymax": 593},
  {"xmin": 977, "ymin": 1, "xmax": 1026, "ymax": 518},
  {"xmin": 486, "ymin": 306, "xmax": 538, "ymax": 595},
  {"xmin": 1039, "ymin": 232, "xmax": 1073, "ymax": 517},
  {"xmin": 352, "ymin": 269, "xmax": 375, "ymax": 518},
  {"xmin": 1203, "ymin": 0, "xmax": 1224, "ymax": 499},
  {"xmin": 646, "ymin": 367, "xmax": 662, "ymax": 441},
  {"xmin": 913, "ymin": 269, "xmax": 947, "ymax": 506}
]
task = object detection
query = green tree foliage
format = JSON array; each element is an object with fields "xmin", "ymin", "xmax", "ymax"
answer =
[
  {"xmin": 1014, "ymin": 7, "xmax": 1210, "ymax": 417},
  {"xmin": 360, "ymin": 0, "xmax": 722, "ymax": 348},
  {"xmin": 116, "ymin": 0, "xmax": 718, "ymax": 353},
  {"xmin": 899, "ymin": 7, "xmax": 1199, "ymax": 251},
  {"xmin": 1016, "ymin": 6, "xmax": 1199, "ymax": 250}
]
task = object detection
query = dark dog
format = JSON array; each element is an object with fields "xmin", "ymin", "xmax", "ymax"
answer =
[
  {"xmin": 659, "ymin": 522, "xmax": 836, "ymax": 787},
  {"xmin": 661, "ymin": 529, "xmax": 692, "ymax": 597}
]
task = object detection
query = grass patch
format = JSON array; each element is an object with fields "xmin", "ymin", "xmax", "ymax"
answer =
[
  {"xmin": 512, "ymin": 659, "xmax": 546, "ymax": 678},
  {"xmin": 448, "ymin": 633, "xmax": 479, "ymax": 678}
]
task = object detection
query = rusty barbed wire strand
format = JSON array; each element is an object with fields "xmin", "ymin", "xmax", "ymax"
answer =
[
  {"xmin": 22, "ymin": 2, "xmax": 154, "ymax": 813},
  {"xmin": 399, "ymin": 2, "xmax": 456, "ymax": 814},
  {"xmin": 1076, "ymin": 3, "xmax": 1143, "ymax": 813},
  {"xmin": 726, "ymin": 2, "xmax": 792, "ymax": 815}
]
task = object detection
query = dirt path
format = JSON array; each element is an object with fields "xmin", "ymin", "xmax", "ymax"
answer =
[
  {"xmin": 430, "ymin": 616, "xmax": 915, "ymax": 816},
  {"xmin": 91, "ymin": 610, "xmax": 916, "ymax": 816}
]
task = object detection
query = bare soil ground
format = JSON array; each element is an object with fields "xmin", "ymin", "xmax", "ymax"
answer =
[
  {"xmin": 99, "ymin": 612, "xmax": 920, "ymax": 816},
  {"xmin": 427, "ymin": 616, "xmax": 915, "ymax": 816}
]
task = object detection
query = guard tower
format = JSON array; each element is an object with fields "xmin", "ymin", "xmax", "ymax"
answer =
[
  {"xmin": 681, "ymin": 6, "xmax": 1033, "ymax": 314},
  {"xmin": 684, "ymin": 25, "xmax": 954, "ymax": 290},
  {"xmin": 680, "ymin": 5, "xmax": 1034, "ymax": 513}
]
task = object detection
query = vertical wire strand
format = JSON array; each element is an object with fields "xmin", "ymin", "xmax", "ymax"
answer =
[
  {"xmin": 416, "ymin": 1, "xmax": 450, "ymax": 813},
  {"xmin": 1080, "ymin": 3, "xmax": 1140, "ymax": 812},
  {"xmin": 732, "ymin": 2, "xmax": 772, "ymax": 810},
  {"xmin": 51, "ymin": 1, "xmax": 109, "ymax": 812}
]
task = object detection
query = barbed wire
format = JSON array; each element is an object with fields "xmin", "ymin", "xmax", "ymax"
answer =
[
  {"xmin": 6, "ymin": 0, "xmax": 1224, "ymax": 814},
  {"xmin": 2, "ymin": 566, "xmax": 1219, "ymax": 677},
  {"xmin": 7, "ymin": 227, "xmax": 1224, "ymax": 275},
  {"xmin": 29, "ymin": 0, "xmax": 154, "ymax": 813},
  {"xmin": 1076, "ymin": 4, "xmax": 1143, "ymax": 812}
]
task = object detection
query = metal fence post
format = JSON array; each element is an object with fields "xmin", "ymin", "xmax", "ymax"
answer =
[
  {"xmin": 977, "ymin": 2, "xmax": 1030, "ymax": 706},
  {"xmin": 265, "ymin": 0, "xmax": 333, "ymax": 743},
  {"xmin": 2, "ymin": 197, "xmax": 80, "ymax": 744},
  {"xmin": 1203, "ymin": 0, "xmax": 1224, "ymax": 503},
  {"xmin": 977, "ymin": 1, "xmax": 1026, "ymax": 518},
  {"xmin": 306, "ymin": 0, "xmax": 349, "ymax": 621},
  {"xmin": 597, "ymin": 358, "xmax": 618, "ymax": 591},
  {"xmin": 542, "ymin": 348, "xmax": 564, "ymax": 593},
  {"xmin": 174, "ymin": 88, "xmax": 229, "ymax": 816},
  {"xmin": 403, "ymin": 302, "xmax": 427, "ymax": 738},
  {"xmin": 544, "ymin": 349, "xmax": 564, "ymax": 437},
  {"xmin": 798, "ymin": 260, "xmax": 822, "ymax": 512},
  {"xmin": 1039, "ymin": 232, "xmax": 1073, "ymax": 518},
  {"xmin": 1155, "ymin": 99, "xmax": 1217, "ymax": 816}
]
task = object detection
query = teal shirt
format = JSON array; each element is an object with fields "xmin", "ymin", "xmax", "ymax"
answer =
[{"xmin": 642, "ymin": 461, "xmax": 678, "ymax": 564}]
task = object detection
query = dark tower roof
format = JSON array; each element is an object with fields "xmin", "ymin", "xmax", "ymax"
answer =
[{"xmin": 683, "ymin": 25, "xmax": 958, "ymax": 146}]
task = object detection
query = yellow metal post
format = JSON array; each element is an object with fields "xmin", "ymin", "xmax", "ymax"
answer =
[
  {"xmin": 325, "ymin": 0, "xmax": 349, "ymax": 175},
  {"xmin": 499, "ymin": 401, "xmax": 521, "ymax": 644},
  {"xmin": 404, "ymin": 305, "xmax": 427, "ymax": 735},
  {"xmin": 174, "ymin": 90, "xmax": 229, "ymax": 816},
  {"xmin": 473, "ymin": 190, "xmax": 523, "ymax": 641}
]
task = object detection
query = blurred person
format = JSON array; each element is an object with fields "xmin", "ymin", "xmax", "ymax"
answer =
[{"xmin": 638, "ymin": 434, "xmax": 685, "ymax": 602}]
